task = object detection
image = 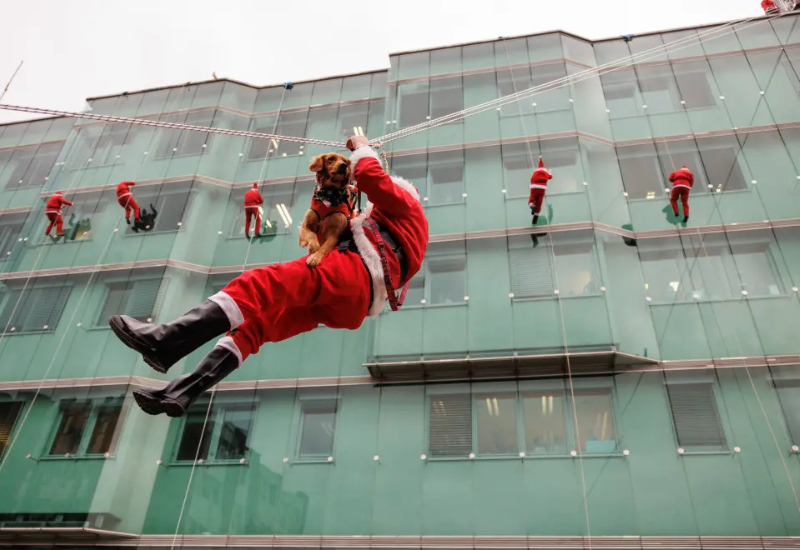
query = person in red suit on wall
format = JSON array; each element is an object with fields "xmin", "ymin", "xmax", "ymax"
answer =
[
  {"xmin": 762, "ymin": 0, "xmax": 780, "ymax": 14},
  {"xmin": 669, "ymin": 165, "xmax": 694, "ymax": 223},
  {"xmin": 44, "ymin": 191, "xmax": 73, "ymax": 238},
  {"xmin": 529, "ymin": 157, "xmax": 552, "ymax": 225},
  {"xmin": 108, "ymin": 135, "xmax": 429, "ymax": 418},
  {"xmin": 116, "ymin": 181, "xmax": 141, "ymax": 225},
  {"xmin": 243, "ymin": 183, "xmax": 264, "ymax": 237}
]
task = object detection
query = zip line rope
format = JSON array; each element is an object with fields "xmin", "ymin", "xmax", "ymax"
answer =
[{"xmin": 0, "ymin": 85, "xmax": 194, "ymax": 474}]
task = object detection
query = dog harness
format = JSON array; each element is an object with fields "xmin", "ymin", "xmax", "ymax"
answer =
[{"xmin": 311, "ymin": 185, "xmax": 357, "ymax": 221}]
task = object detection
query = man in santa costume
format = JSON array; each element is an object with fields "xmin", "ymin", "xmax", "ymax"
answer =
[
  {"xmin": 116, "ymin": 180, "xmax": 141, "ymax": 225},
  {"xmin": 108, "ymin": 135, "xmax": 428, "ymax": 417},
  {"xmin": 669, "ymin": 165, "xmax": 694, "ymax": 223},
  {"xmin": 529, "ymin": 157, "xmax": 552, "ymax": 225},
  {"xmin": 762, "ymin": 0, "xmax": 780, "ymax": 14},
  {"xmin": 243, "ymin": 182, "xmax": 264, "ymax": 237},
  {"xmin": 44, "ymin": 191, "xmax": 73, "ymax": 238}
]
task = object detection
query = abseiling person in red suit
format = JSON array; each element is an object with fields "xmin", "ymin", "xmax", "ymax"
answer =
[
  {"xmin": 116, "ymin": 181, "xmax": 141, "ymax": 225},
  {"xmin": 669, "ymin": 165, "xmax": 694, "ymax": 223},
  {"xmin": 243, "ymin": 183, "xmax": 264, "ymax": 237},
  {"xmin": 44, "ymin": 191, "xmax": 73, "ymax": 237},
  {"xmin": 109, "ymin": 135, "xmax": 429, "ymax": 417},
  {"xmin": 529, "ymin": 157, "xmax": 552, "ymax": 225},
  {"xmin": 762, "ymin": 0, "xmax": 780, "ymax": 14}
]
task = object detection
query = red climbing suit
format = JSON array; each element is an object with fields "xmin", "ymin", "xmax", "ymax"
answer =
[
  {"xmin": 211, "ymin": 146, "xmax": 428, "ymax": 363},
  {"xmin": 669, "ymin": 166, "xmax": 694, "ymax": 218},
  {"xmin": 762, "ymin": 0, "xmax": 780, "ymax": 13},
  {"xmin": 244, "ymin": 184, "xmax": 264, "ymax": 235},
  {"xmin": 528, "ymin": 158, "xmax": 552, "ymax": 215},
  {"xmin": 116, "ymin": 181, "xmax": 141, "ymax": 222},
  {"xmin": 44, "ymin": 191, "xmax": 73, "ymax": 236}
]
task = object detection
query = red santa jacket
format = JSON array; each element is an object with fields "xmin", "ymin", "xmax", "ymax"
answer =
[
  {"xmin": 45, "ymin": 192, "xmax": 73, "ymax": 214},
  {"xmin": 530, "ymin": 167, "xmax": 553, "ymax": 190},
  {"xmin": 116, "ymin": 181, "xmax": 135, "ymax": 200},
  {"xmin": 349, "ymin": 147, "xmax": 428, "ymax": 317},
  {"xmin": 669, "ymin": 167, "xmax": 695, "ymax": 190},
  {"xmin": 762, "ymin": 0, "xmax": 778, "ymax": 11},
  {"xmin": 244, "ymin": 187, "xmax": 263, "ymax": 209}
]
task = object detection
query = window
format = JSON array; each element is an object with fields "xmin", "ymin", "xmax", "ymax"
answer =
[
  {"xmin": 502, "ymin": 139, "xmax": 583, "ymax": 197},
  {"xmin": 616, "ymin": 143, "xmax": 666, "ymax": 200},
  {"xmin": 228, "ymin": 183, "xmax": 297, "ymax": 236},
  {"xmin": 672, "ymin": 61, "xmax": 717, "ymax": 109},
  {"xmin": 429, "ymin": 394, "xmax": 472, "ymax": 458},
  {"xmin": 175, "ymin": 402, "xmax": 256, "ymax": 462},
  {"xmin": 96, "ymin": 278, "xmax": 167, "ymax": 326},
  {"xmin": 429, "ymin": 385, "xmax": 617, "ymax": 458},
  {"xmin": 523, "ymin": 392, "xmax": 568, "ymax": 455},
  {"xmin": 338, "ymin": 103, "xmax": 370, "ymax": 141},
  {"xmin": 0, "ymin": 402, "xmax": 23, "ymax": 458},
  {"xmin": 391, "ymin": 153, "xmax": 428, "ymax": 199},
  {"xmin": 298, "ymin": 399, "xmax": 337, "ymax": 460},
  {"xmin": 666, "ymin": 383, "xmax": 727, "ymax": 451},
  {"xmin": 56, "ymin": 195, "xmax": 110, "ymax": 242},
  {"xmin": 430, "ymin": 77, "xmax": 463, "ymax": 119},
  {"xmin": 398, "ymin": 82, "xmax": 430, "ymax": 128},
  {"xmin": 476, "ymin": 394, "xmax": 518, "ymax": 455},
  {"xmin": 696, "ymin": 136, "xmax": 748, "ymax": 193},
  {"xmin": 574, "ymin": 391, "xmax": 617, "ymax": 453},
  {"xmin": 155, "ymin": 110, "xmax": 215, "ymax": 158},
  {"xmin": 73, "ymin": 124, "xmax": 134, "ymax": 167},
  {"xmin": 639, "ymin": 233, "xmax": 784, "ymax": 302},
  {"xmin": 427, "ymin": 150, "xmax": 464, "ymax": 205},
  {"xmin": 0, "ymin": 285, "xmax": 71, "ymax": 334},
  {"xmin": 601, "ymin": 69, "xmax": 641, "ymax": 118},
  {"xmin": 637, "ymin": 65, "xmax": 681, "ymax": 114},
  {"xmin": 269, "ymin": 111, "xmax": 309, "ymax": 158},
  {"xmin": 497, "ymin": 64, "xmax": 569, "ymax": 114},
  {"xmin": 405, "ymin": 243, "xmax": 466, "ymax": 306},
  {"xmin": 124, "ymin": 182, "xmax": 192, "ymax": 235},
  {"xmin": 48, "ymin": 399, "xmax": 123, "ymax": 456},
  {"xmin": 3, "ymin": 143, "xmax": 61, "ymax": 190},
  {"xmin": 0, "ymin": 212, "xmax": 26, "ymax": 259},
  {"xmin": 508, "ymin": 233, "xmax": 599, "ymax": 298}
]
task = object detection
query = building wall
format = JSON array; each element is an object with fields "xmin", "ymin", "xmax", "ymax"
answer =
[{"xmin": 0, "ymin": 15, "xmax": 800, "ymax": 543}]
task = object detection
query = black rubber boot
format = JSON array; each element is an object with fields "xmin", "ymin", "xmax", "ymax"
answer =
[
  {"xmin": 108, "ymin": 300, "xmax": 230, "ymax": 374},
  {"xmin": 683, "ymin": 215, "xmax": 689, "ymax": 223},
  {"xmin": 133, "ymin": 347, "xmax": 239, "ymax": 417},
  {"xmin": 532, "ymin": 214, "xmax": 539, "ymax": 225}
]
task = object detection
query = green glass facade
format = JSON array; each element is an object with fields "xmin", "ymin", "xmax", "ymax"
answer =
[{"xmin": 1, "ymin": 15, "xmax": 800, "ymax": 549}]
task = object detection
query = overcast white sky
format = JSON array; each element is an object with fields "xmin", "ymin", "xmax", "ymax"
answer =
[{"xmin": 0, "ymin": 0, "xmax": 760, "ymax": 123}]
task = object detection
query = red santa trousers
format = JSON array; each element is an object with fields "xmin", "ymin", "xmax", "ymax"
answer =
[
  {"xmin": 670, "ymin": 187, "xmax": 690, "ymax": 217},
  {"xmin": 244, "ymin": 208, "xmax": 261, "ymax": 234},
  {"xmin": 215, "ymin": 250, "xmax": 371, "ymax": 361},
  {"xmin": 529, "ymin": 188, "xmax": 546, "ymax": 215},
  {"xmin": 45, "ymin": 213, "xmax": 63, "ymax": 235},
  {"xmin": 118, "ymin": 195, "xmax": 141, "ymax": 221}
]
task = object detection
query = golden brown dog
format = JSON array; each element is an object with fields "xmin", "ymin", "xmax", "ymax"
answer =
[{"xmin": 299, "ymin": 152, "xmax": 355, "ymax": 267}]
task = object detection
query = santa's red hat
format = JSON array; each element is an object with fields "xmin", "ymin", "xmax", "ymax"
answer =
[
  {"xmin": 252, "ymin": 183, "xmax": 258, "ymax": 189},
  {"xmin": 538, "ymin": 157, "xmax": 545, "ymax": 169},
  {"xmin": 682, "ymin": 165, "xmax": 689, "ymax": 170}
]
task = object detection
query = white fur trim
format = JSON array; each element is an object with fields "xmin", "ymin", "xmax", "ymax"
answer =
[
  {"xmin": 390, "ymin": 175, "xmax": 420, "ymax": 200},
  {"xmin": 208, "ymin": 291, "xmax": 244, "ymax": 329},
  {"xmin": 349, "ymin": 146, "xmax": 381, "ymax": 167},
  {"xmin": 350, "ymin": 203, "xmax": 388, "ymax": 317},
  {"xmin": 215, "ymin": 336, "xmax": 243, "ymax": 367},
  {"xmin": 530, "ymin": 184, "xmax": 548, "ymax": 190},
  {"xmin": 672, "ymin": 184, "xmax": 692, "ymax": 190}
]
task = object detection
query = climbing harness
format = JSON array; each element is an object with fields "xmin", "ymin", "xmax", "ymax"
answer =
[{"xmin": 363, "ymin": 217, "xmax": 408, "ymax": 311}]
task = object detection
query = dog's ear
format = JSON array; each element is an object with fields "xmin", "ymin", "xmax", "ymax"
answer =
[{"xmin": 309, "ymin": 155, "xmax": 325, "ymax": 172}]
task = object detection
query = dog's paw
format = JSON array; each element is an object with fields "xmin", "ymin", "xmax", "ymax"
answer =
[
  {"xmin": 306, "ymin": 253, "xmax": 323, "ymax": 267},
  {"xmin": 307, "ymin": 240, "xmax": 320, "ymax": 254}
]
